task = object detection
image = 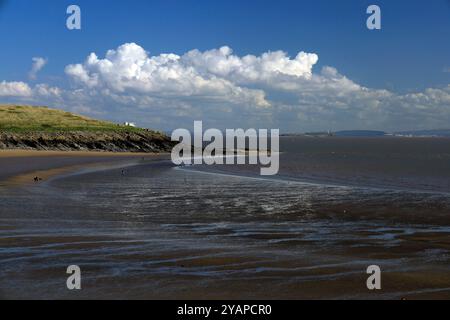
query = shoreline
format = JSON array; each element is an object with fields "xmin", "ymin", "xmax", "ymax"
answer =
[
  {"xmin": 0, "ymin": 149, "xmax": 165, "ymax": 158},
  {"xmin": 0, "ymin": 149, "xmax": 171, "ymax": 188}
]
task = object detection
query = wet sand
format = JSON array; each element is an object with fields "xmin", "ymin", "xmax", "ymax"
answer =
[
  {"xmin": 1, "ymin": 140, "xmax": 450, "ymax": 300},
  {"xmin": 0, "ymin": 150, "xmax": 169, "ymax": 187}
]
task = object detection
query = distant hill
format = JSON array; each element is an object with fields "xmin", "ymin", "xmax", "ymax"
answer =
[
  {"xmin": 0, "ymin": 105, "xmax": 173, "ymax": 152},
  {"xmin": 283, "ymin": 129, "xmax": 450, "ymax": 138},
  {"xmin": 334, "ymin": 130, "xmax": 386, "ymax": 137},
  {"xmin": 282, "ymin": 130, "xmax": 388, "ymax": 137},
  {"xmin": 393, "ymin": 129, "xmax": 450, "ymax": 137}
]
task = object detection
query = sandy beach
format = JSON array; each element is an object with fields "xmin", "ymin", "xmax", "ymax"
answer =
[{"xmin": 0, "ymin": 150, "xmax": 170, "ymax": 187}]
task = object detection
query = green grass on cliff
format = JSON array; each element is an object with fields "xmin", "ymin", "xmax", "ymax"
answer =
[{"xmin": 0, "ymin": 105, "xmax": 153, "ymax": 134}]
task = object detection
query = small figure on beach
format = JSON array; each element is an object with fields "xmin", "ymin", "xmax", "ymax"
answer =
[{"xmin": 33, "ymin": 176, "xmax": 42, "ymax": 182}]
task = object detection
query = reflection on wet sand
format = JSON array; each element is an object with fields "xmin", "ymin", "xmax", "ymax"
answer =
[{"xmin": 1, "ymin": 138, "xmax": 450, "ymax": 299}]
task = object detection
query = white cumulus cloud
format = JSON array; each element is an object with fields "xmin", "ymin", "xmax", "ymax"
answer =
[
  {"xmin": 0, "ymin": 81, "xmax": 32, "ymax": 97},
  {"xmin": 29, "ymin": 57, "xmax": 48, "ymax": 80},
  {"xmin": 182, "ymin": 46, "xmax": 318, "ymax": 82},
  {"xmin": 65, "ymin": 43, "xmax": 318, "ymax": 108}
]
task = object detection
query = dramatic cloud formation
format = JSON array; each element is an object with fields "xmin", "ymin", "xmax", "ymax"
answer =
[
  {"xmin": 182, "ymin": 46, "xmax": 318, "ymax": 82},
  {"xmin": 65, "ymin": 44, "xmax": 271, "ymax": 108},
  {"xmin": 28, "ymin": 57, "xmax": 48, "ymax": 80},
  {"xmin": 1, "ymin": 43, "xmax": 450, "ymax": 132}
]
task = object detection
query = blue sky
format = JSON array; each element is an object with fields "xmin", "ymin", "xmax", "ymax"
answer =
[{"xmin": 0, "ymin": 0, "xmax": 449, "ymax": 132}]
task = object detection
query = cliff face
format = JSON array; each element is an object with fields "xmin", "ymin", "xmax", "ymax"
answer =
[{"xmin": 0, "ymin": 131, "xmax": 175, "ymax": 153}]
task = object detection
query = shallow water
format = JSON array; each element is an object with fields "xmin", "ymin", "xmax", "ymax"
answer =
[{"xmin": 1, "ymin": 137, "xmax": 450, "ymax": 299}]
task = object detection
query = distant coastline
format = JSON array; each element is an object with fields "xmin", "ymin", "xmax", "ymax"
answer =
[{"xmin": 282, "ymin": 129, "xmax": 450, "ymax": 138}]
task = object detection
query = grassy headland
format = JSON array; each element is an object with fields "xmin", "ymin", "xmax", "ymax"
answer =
[
  {"xmin": 0, "ymin": 105, "xmax": 173, "ymax": 152},
  {"xmin": 1, "ymin": 105, "xmax": 144, "ymax": 133}
]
